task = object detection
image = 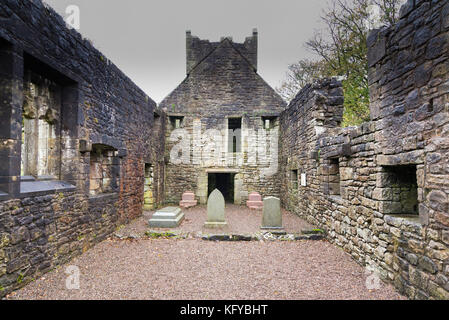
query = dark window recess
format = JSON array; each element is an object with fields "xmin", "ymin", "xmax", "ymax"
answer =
[
  {"xmin": 169, "ymin": 116, "xmax": 184, "ymax": 129},
  {"xmin": 228, "ymin": 118, "xmax": 242, "ymax": 153},
  {"xmin": 328, "ymin": 158, "xmax": 341, "ymax": 196},
  {"xmin": 380, "ymin": 165, "xmax": 418, "ymax": 217},
  {"xmin": 262, "ymin": 116, "xmax": 278, "ymax": 130}
]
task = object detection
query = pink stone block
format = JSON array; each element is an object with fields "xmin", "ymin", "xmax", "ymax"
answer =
[
  {"xmin": 246, "ymin": 192, "xmax": 263, "ymax": 210},
  {"xmin": 182, "ymin": 191, "xmax": 195, "ymax": 201},
  {"xmin": 248, "ymin": 192, "xmax": 262, "ymax": 202},
  {"xmin": 180, "ymin": 191, "xmax": 198, "ymax": 208}
]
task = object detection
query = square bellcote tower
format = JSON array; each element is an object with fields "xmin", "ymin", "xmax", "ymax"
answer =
[{"xmin": 185, "ymin": 29, "xmax": 258, "ymax": 75}]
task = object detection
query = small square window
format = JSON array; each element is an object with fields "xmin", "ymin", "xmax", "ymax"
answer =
[
  {"xmin": 262, "ymin": 116, "xmax": 278, "ymax": 130},
  {"xmin": 169, "ymin": 116, "xmax": 184, "ymax": 129},
  {"xmin": 378, "ymin": 165, "xmax": 418, "ymax": 218}
]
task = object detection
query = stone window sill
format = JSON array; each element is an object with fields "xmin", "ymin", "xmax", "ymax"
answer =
[
  {"xmin": 20, "ymin": 180, "xmax": 76, "ymax": 198},
  {"xmin": 384, "ymin": 214, "xmax": 422, "ymax": 229}
]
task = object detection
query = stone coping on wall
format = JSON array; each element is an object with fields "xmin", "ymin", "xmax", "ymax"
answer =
[{"xmin": 19, "ymin": 180, "xmax": 76, "ymax": 198}]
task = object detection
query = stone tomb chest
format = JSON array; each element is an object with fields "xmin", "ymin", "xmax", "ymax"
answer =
[{"xmin": 148, "ymin": 207, "xmax": 185, "ymax": 228}]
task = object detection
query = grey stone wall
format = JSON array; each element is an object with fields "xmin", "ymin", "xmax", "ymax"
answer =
[
  {"xmin": 280, "ymin": 0, "xmax": 449, "ymax": 300},
  {"xmin": 0, "ymin": 0, "xmax": 164, "ymax": 297}
]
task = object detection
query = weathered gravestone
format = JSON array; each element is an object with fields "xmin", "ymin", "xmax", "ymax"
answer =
[
  {"xmin": 148, "ymin": 207, "xmax": 185, "ymax": 228},
  {"xmin": 261, "ymin": 196, "xmax": 283, "ymax": 230},
  {"xmin": 204, "ymin": 189, "xmax": 227, "ymax": 228}
]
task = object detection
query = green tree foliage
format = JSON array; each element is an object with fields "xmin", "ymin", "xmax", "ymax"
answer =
[{"xmin": 277, "ymin": 0, "xmax": 405, "ymax": 127}]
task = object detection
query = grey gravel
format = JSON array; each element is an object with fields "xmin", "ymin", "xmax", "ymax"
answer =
[{"xmin": 8, "ymin": 239, "xmax": 406, "ymax": 300}]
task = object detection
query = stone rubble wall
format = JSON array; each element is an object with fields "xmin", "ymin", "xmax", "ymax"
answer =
[
  {"xmin": 280, "ymin": 0, "xmax": 449, "ymax": 300},
  {"xmin": 0, "ymin": 0, "xmax": 164, "ymax": 297}
]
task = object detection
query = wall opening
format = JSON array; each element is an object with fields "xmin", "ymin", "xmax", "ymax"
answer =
[
  {"xmin": 228, "ymin": 117, "xmax": 242, "ymax": 153},
  {"xmin": 143, "ymin": 163, "xmax": 154, "ymax": 210},
  {"xmin": 89, "ymin": 144, "xmax": 120, "ymax": 196},
  {"xmin": 169, "ymin": 116, "xmax": 184, "ymax": 129},
  {"xmin": 21, "ymin": 70, "xmax": 61, "ymax": 179},
  {"xmin": 379, "ymin": 165, "xmax": 418, "ymax": 218},
  {"xmin": 328, "ymin": 158, "xmax": 341, "ymax": 196},
  {"xmin": 20, "ymin": 52, "xmax": 79, "ymax": 185},
  {"xmin": 262, "ymin": 116, "xmax": 278, "ymax": 130},
  {"xmin": 290, "ymin": 169, "xmax": 298, "ymax": 190},
  {"xmin": 208, "ymin": 173, "xmax": 235, "ymax": 203}
]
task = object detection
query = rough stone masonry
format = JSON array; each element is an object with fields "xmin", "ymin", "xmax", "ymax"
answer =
[
  {"xmin": 280, "ymin": 0, "xmax": 449, "ymax": 300},
  {"xmin": 0, "ymin": 0, "xmax": 165, "ymax": 296},
  {"xmin": 0, "ymin": 0, "xmax": 448, "ymax": 300}
]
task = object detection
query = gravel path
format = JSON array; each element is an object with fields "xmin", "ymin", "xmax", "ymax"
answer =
[
  {"xmin": 8, "ymin": 239, "xmax": 405, "ymax": 300},
  {"xmin": 117, "ymin": 204, "xmax": 316, "ymax": 237}
]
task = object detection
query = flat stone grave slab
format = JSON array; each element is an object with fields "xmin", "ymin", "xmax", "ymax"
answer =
[{"xmin": 148, "ymin": 207, "xmax": 185, "ymax": 228}]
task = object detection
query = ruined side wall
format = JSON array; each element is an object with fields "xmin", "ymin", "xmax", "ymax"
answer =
[
  {"xmin": 0, "ymin": 0, "xmax": 164, "ymax": 296},
  {"xmin": 279, "ymin": 79, "xmax": 344, "ymax": 214},
  {"xmin": 280, "ymin": 0, "xmax": 449, "ymax": 300}
]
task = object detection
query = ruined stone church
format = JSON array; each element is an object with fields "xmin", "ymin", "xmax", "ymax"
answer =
[{"xmin": 0, "ymin": 0, "xmax": 448, "ymax": 300}]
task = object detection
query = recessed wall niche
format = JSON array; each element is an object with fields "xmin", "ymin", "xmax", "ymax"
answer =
[{"xmin": 89, "ymin": 144, "xmax": 121, "ymax": 196}]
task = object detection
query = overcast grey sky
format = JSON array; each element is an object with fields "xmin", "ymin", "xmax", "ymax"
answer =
[{"xmin": 44, "ymin": 0, "xmax": 330, "ymax": 103}]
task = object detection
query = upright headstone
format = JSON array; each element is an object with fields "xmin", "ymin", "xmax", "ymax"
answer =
[
  {"xmin": 261, "ymin": 197, "xmax": 283, "ymax": 230},
  {"xmin": 180, "ymin": 191, "xmax": 198, "ymax": 208},
  {"xmin": 246, "ymin": 192, "xmax": 263, "ymax": 210},
  {"xmin": 204, "ymin": 189, "xmax": 227, "ymax": 228}
]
